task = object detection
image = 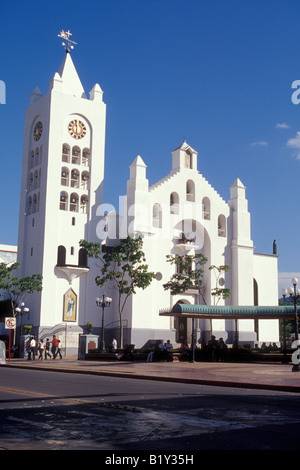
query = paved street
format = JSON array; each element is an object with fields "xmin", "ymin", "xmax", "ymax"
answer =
[{"xmin": 0, "ymin": 362, "xmax": 300, "ymax": 451}]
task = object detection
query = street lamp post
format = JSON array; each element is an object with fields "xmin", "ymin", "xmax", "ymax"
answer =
[
  {"xmin": 15, "ymin": 302, "xmax": 30, "ymax": 341},
  {"xmin": 282, "ymin": 277, "xmax": 300, "ymax": 372},
  {"xmin": 96, "ymin": 295, "xmax": 112, "ymax": 351}
]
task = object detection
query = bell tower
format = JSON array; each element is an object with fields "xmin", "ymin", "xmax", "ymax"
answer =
[{"xmin": 17, "ymin": 31, "xmax": 107, "ymax": 353}]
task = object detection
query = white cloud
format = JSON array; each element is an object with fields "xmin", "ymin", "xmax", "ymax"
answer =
[
  {"xmin": 251, "ymin": 141, "xmax": 268, "ymax": 147},
  {"xmin": 287, "ymin": 131, "xmax": 300, "ymax": 159},
  {"xmin": 276, "ymin": 123, "xmax": 290, "ymax": 129}
]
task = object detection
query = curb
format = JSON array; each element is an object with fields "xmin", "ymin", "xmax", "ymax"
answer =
[{"xmin": 3, "ymin": 363, "xmax": 300, "ymax": 394}]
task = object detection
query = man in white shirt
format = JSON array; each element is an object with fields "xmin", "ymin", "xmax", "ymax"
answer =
[{"xmin": 30, "ymin": 337, "xmax": 36, "ymax": 360}]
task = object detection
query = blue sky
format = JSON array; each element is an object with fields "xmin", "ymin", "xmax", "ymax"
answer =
[{"xmin": 0, "ymin": 0, "xmax": 300, "ymax": 279}]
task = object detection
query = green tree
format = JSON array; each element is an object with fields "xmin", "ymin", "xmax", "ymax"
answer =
[
  {"xmin": 163, "ymin": 254, "xmax": 231, "ymax": 304},
  {"xmin": 209, "ymin": 264, "xmax": 231, "ymax": 304},
  {"xmin": 80, "ymin": 236, "xmax": 155, "ymax": 348},
  {"xmin": 163, "ymin": 253, "xmax": 208, "ymax": 299},
  {"xmin": 0, "ymin": 262, "xmax": 43, "ymax": 341}
]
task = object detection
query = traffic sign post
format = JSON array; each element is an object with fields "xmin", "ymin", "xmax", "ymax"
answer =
[{"xmin": 5, "ymin": 317, "xmax": 16, "ymax": 363}]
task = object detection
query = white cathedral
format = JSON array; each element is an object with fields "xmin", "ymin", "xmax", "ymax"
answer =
[{"xmin": 16, "ymin": 39, "xmax": 279, "ymax": 354}]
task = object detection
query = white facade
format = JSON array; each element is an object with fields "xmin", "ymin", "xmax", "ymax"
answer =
[
  {"xmin": 17, "ymin": 52, "xmax": 106, "ymax": 353},
  {"xmin": 104, "ymin": 141, "xmax": 279, "ymax": 347},
  {"xmin": 16, "ymin": 50, "xmax": 279, "ymax": 352}
]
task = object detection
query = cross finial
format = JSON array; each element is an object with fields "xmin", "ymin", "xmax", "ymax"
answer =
[{"xmin": 58, "ymin": 30, "xmax": 77, "ymax": 53}]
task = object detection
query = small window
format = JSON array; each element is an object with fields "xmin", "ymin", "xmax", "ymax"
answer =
[{"xmin": 72, "ymin": 217, "xmax": 75, "ymax": 226}]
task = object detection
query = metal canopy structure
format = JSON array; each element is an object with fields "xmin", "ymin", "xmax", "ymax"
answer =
[{"xmin": 159, "ymin": 304, "xmax": 299, "ymax": 320}]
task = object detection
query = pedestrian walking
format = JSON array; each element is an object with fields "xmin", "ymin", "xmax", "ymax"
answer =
[
  {"xmin": 51, "ymin": 335, "xmax": 58, "ymax": 359},
  {"xmin": 45, "ymin": 338, "xmax": 52, "ymax": 359},
  {"xmin": 30, "ymin": 336, "xmax": 36, "ymax": 360},
  {"xmin": 39, "ymin": 339, "xmax": 45, "ymax": 360},
  {"xmin": 56, "ymin": 340, "xmax": 62, "ymax": 359}
]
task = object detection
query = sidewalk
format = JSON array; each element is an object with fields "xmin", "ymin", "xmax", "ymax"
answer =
[{"xmin": 2, "ymin": 356, "xmax": 300, "ymax": 393}]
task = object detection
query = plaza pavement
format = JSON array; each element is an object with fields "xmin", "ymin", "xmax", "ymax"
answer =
[{"xmin": 2, "ymin": 356, "xmax": 300, "ymax": 393}]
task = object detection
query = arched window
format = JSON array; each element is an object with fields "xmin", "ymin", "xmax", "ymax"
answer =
[
  {"xmin": 81, "ymin": 171, "xmax": 89, "ymax": 190},
  {"xmin": 32, "ymin": 194, "xmax": 37, "ymax": 213},
  {"xmin": 62, "ymin": 144, "xmax": 70, "ymax": 163},
  {"xmin": 253, "ymin": 278, "xmax": 258, "ymax": 306},
  {"xmin": 202, "ymin": 197, "xmax": 210, "ymax": 220},
  {"xmin": 218, "ymin": 214, "xmax": 226, "ymax": 237},
  {"xmin": 72, "ymin": 146, "xmax": 80, "ymax": 165},
  {"xmin": 30, "ymin": 151, "xmax": 34, "ymax": 169},
  {"xmin": 186, "ymin": 180, "xmax": 195, "ymax": 202},
  {"xmin": 170, "ymin": 192, "xmax": 179, "ymax": 214},
  {"xmin": 82, "ymin": 148, "xmax": 90, "ymax": 166},
  {"xmin": 60, "ymin": 191, "xmax": 68, "ymax": 211},
  {"xmin": 78, "ymin": 248, "xmax": 88, "ymax": 267},
  {"xmin": 34, "ymin": 170, "xmax": 38, "ymax": 190},
  {"xmin": 71, "ymin": 169, "xmax": 79, "ymax": 188},
  {"xmin": 27, "ymin": 196, "xmax": 32, "ymax": 215},
  {"xmin": 35, "ymin": 148, "xmax": 39, "ymax": 166},
  {"xmin": 80, "ymin": 195, "xmax": 89, "ymax": 214},
  {"xmin": 153, "ymin": 203, "xmax": 162, "ymax": 228},
  {"xmin": 57, "ymin": 245, "xmax": 66, "ymax": 266},
  {"xmin": 28, "ymin": 173, "xmax": 33, "ymax": 192},
  {"xmin": 61, "ymin": 167, "xmax": 69, "ymax": 186},
  {"xmin": 70, "ymin": 193, "xmax": 79, "ymax": 212}
]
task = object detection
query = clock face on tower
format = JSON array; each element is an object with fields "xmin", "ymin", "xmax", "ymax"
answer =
[
  {"xmin": 33, "ymin": 121, "xmax": 43, "ymax": 141},
  {"xmin": 68, "ymin": 119, "xmax": 87, "ymax": 139}
]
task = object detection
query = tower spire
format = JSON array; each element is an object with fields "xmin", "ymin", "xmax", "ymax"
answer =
[{"xmin": 58, "ymin": 29, "xmax": 77, "ymax": 53}]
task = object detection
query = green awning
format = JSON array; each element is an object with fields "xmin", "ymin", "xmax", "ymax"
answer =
[{"xmin": 159, "ymin": 304, "xmax": 299, "ymax": 319}]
